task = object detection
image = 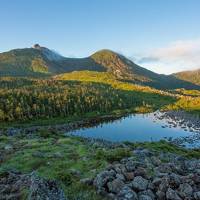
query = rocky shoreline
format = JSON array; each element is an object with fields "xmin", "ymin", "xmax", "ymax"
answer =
[
  {"xmin": 0, "ymin": 114, "xmax": 124, "ymax": 138},
  {"xmin": 1, "ymin": 110, "xmax": 200, "ymax": 149},
  {"xmin": 154, "ymin": 111, "xmax": 200, "ymax": 148}
]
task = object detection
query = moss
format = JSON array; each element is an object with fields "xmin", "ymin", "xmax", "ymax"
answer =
[
  {"xmin": 0, "ymin": 136, "xmax": 108, "ymax": 199},
  {"xmin": 95, "ymin": 147, "xmax": 132, "ymax": 162}
]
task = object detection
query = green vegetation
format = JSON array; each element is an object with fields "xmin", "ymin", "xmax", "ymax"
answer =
[
  {"xmin": 166, "ymin": 96, "xmax": 200, "ymax": 116},
  {"xmin": 0, "ymin": 46, "xmax": 199, "ymax": 90},
  {"xmin": 0, "ymin": 135, "xmax": 108, "ymax": 199},
  {"xmin": 95, "ymin": 147, "xmax": 132, "ymax": 162},
  {"xmin": 1, "ymin": 134, "xmax": 200, "ymax": 199},
  {"xmin": 0, "ymin": 74, "xmax": 175, "ymax": 123},
  {"xmin": 31, "ymin": 58, "xmax": 48, "ymax": 73}
]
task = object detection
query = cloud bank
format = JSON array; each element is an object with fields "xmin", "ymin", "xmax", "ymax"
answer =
[{"xmin": 137, "ymin": 38, "xmax": 200, "ymax": 74}]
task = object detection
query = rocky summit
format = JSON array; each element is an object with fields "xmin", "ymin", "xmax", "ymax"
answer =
[{"xmin": 93, "ymin": 148, "xmax": 200, "ymax": 200}]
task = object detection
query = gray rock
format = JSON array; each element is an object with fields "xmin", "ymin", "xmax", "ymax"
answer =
[
  {"xmin": 156, "ymin": 163, "xmax": 172, "ymax": 173},
  {"xmin": 116, "ymin": 173, "xmax": 125, "ymax": 181},
  {"xmin": 138, "ymin": 194, "xmax": 152, "ymax": 200},
  {"xmin": 131, "ymin": 176, "xmax": 149, "ymax": 191},
  {"xmin": 194, "ymin": 191, "xmax": 200, "ymax": 200},
  {"xmin": 134, "ymin": 167, "xmax": 147, "ymax": 178},
  {"xmin": 158, "ymin": 177, "xmax": 169, "ymax": 193},
  {"xmin": 117, "ymin": 186, "xmax": 138, "ymax": 200},
  {"xmin": 151, "ymin": 156, "xmax": 161, "ymax": 166},
  {"xmin": 94, "ymin": 170, "xmax": 115, "ymax": 189},
  {"xmin": 169, "ymin": 173, "xmax": 181, "ymax": 187},
  {"xmin": 4, "ymin": 144, "xmax": 13, "ymax": 151},
  {"xmin": 166, "ymin": 188, "xmax": 182, "ymax": 200},
  {"xmin": 125, "ymin": 161, "xmax": 136, "ymax": 172},
  {"xmin": 138, "ymin": 190, "xmax": 155, "ymax": 200},
  {"xmin": 124, "ymin": 172, "xmax": 135, "ymax": 181},
  {"xmin": 28, "ymin": 172, "xmax": 67, "ymax": 200},
  {"xmin": 156, "ymin": 191, "xmax": 165, "ymax": 200},
  {"xmin": 152, "ymin": 177, "xmax": 162, "ymax": 187},
  {"xmin": 107, "ymin": 178, "xmax": 125, "ymax": 194},
  {"xmin": 178, "ymin": 183, "xmax": 193, "ymax": 198}
]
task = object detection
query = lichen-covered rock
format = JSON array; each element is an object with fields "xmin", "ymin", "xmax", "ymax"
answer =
[
  {"xmin": 138, "ymin": 194, "xmax": 153, "ymax": 200},
  {"xmin": 178, "ymin": 183, "xmax": 193, "ymax": 198},
  {"xmin": 107, "ymin": 178, "xmax": 125, "ymax": 194},
  {"xmin": 166, "ymin": 188, "xmax": 181, "ymax": 200},
  {"xmin": 28, "ymin": 172, "xmax": 66, "ymax": 200},
  {"xmin": 194, "ymin": 191, "xmax": 200, "ymax": 200},
  {"xmin": 117, "ymin": 186, "xmax": 138, "ymax": 200},
  {"xmin": 131, "ymin": 176, "xmax": 149, "ymax": 191}
]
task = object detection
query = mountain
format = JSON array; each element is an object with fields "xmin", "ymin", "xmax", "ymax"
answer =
[
  {"xmin": 0, "ymin": 45, "xmax": 199, "ymax": 90},
  {"xmin": 0, "ymin": 44, "xmax": 106, "ymax": 77},
  {"xmin": 174, "ymin": 69, "xmax": 200, "ymax": 86},
  {"xmin": 90, "ymin": 50, "xmax": 200, "ymax": 90}
]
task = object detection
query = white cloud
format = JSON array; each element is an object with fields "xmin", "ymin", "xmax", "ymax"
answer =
[{"xmin": 137, "ymin": 38, "xmax": 200, "ymax": 74}]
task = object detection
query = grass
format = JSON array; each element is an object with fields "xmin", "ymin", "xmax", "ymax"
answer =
[
  {"xmin": 1, "ymin": 133, "xmax": 200, "ymax": 199},
  {"xmin": 0, "ymin": 135, "xmax": 108, "ymax": 199}
]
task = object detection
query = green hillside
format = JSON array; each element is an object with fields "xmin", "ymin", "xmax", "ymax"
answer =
[
  {"xmin": 174, "ymin": 69, "xmax": 200, "ymax": 85},
  {"xmin": 0, "ymin": 45, "xmax": 200, "ymax": 90}
]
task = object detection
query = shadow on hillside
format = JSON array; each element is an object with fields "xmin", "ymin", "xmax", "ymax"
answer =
[{"xmin": 121, "ymin": 74, "xmax": 200, "ymax": 90}]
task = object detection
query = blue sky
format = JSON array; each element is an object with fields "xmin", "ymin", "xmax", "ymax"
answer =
[{"xmin": 1, "ymin": 0, "xmax": 200, "ymax": 74}]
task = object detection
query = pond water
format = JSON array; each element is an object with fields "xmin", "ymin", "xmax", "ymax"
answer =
[{"xmin": 69, "ymin": 112, "xmax": 195, "ymax": 143}]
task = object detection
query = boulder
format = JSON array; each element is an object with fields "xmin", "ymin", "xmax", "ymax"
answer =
[
  {"xmin": 166, "ymin": 188, "xmax": 182, "ymax": 200},
  {"xmin": 138, "ymin": 194, "xmax": 153, "ymax": 200},
  {"xmin": 124, "ymin": 172, "xmax": 135, "ymax": 181},
  {"xmin": 107, "ymin": 178, "xmax": 125, "ymax": 194},
  {"xmin": 194, "ymin": 191, "xmax": 200, "ymax": 200},
  {"xmin": 94, "ymin": 170, "xmax": 115, "ymax": 189},
  {"xmin": 138, "ymin": 190, "xmax": 155, "ymax": 200},
  {"xmin": 131, "ymin": 176, "xmax": 149, "ymax": 191},
  {"xmin": 156, "ymin": 190, "xmax": 165, "ymax": 200},
  {"xmin": 28, "ymin": 172, "xmax": 66, "ymax": 200},
  {"xmin": 169, "ymin": 173, "xmax": 181, "ymax": 188},
  {"xmin": 178, "ymin": 183, "xmax": 193, "ymax": 198},
  {"xmin": 134, "ymin": 167, "xmax": 147, "ymax": 178},
  {"xmin": 158, "ymin": 178, "xmax": 169, "ymax": 193},
  {"xmin": 117, "ymin": 186, "xmax": 138, "ymax": 200}
]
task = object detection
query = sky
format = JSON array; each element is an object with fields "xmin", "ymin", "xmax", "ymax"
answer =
[{"xmin": 1, "ymin": 0, "xmax": 200, "ymax": 74}]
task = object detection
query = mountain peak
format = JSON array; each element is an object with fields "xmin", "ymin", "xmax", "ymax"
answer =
[
  {"xmin": 33, "ymin": 44, "xmax": 42, "ymax": 50},
  {"xmin": 91, "ymin": 49, "xmax": 119, "ymax": 58}
]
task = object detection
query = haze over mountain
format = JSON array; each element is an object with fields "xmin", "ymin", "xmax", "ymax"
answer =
[{"xmin": 0, "ymin": 44, "xmax": 199, "ymax": 90}]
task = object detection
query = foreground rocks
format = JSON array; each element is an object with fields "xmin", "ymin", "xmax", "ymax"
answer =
[
  {"xmin": 0, "ymin": 171, "xmax": 67, "ymax": 200},
  {"xmin": 93, "ymin": 148, "xmax": 200, "ymax": 200}
]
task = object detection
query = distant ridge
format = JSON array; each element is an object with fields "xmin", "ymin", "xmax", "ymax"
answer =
[
  {"xmin": 173, "ymin": 69, "xmax": 200, "ymax": 86},
  {"xmin": 0, "ymin": 44, "xmax": 199, "ymax": 90}
]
